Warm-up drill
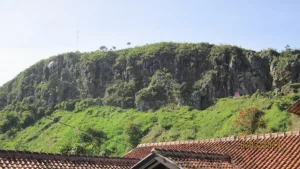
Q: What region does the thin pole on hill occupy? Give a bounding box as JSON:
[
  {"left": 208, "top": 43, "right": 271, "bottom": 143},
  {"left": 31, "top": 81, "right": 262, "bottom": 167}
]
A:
[{"left": 76, "top": 30, "right": 79, "bottom": 52}]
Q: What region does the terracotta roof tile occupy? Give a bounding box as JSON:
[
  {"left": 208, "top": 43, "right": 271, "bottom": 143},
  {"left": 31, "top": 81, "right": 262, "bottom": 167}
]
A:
[
  {"left": 132, "top": 148, "right": 238, "bottom": 169},
  {"left": 0, "top": 150, "right": 139, "bottom": 169},
  {"left": 287, "top": 99, "right": 300, "bottom": 115},
  {"left": 125, "top": 131, "right": 300, "bottom": 169},
  {"left": 152, "top": 148, "right": 231, "bottom": 161}
]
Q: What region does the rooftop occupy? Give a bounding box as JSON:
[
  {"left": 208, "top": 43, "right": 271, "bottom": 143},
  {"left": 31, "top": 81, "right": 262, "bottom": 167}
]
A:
[
  {"left": 0, "top": 130, "right": 299, "bottom": 168},
  {"left": 287, "top": 99, "right": 300, "bottom": 115},
  {"left": 132, "top": 148, "right": 238, "bottom": 169},
  {"left": 125, "top": 130, "right": 300, "bottom": 169},
  {"left": 0, "top": 150, "right": 139, "bottom": 169}
]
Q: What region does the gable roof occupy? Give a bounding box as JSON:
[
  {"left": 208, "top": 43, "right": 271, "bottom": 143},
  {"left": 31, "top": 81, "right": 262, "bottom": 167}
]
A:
[
  {"left": 124, "top": 131, "right": 300, "bottom": 169},
  {"left": 287, "top": 99, "right": 300, "bottom": 115},
  {"left": 131, "top": 148, "right": 238, "bottom": 169},
  {"left": 0, "top": 150, "right": 139, "bottom": 169}
]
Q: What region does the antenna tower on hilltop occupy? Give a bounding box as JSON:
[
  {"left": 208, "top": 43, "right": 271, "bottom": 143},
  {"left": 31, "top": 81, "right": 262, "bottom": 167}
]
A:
[{"left": 76, "top": 30, "right": 79, "bottom": 52}]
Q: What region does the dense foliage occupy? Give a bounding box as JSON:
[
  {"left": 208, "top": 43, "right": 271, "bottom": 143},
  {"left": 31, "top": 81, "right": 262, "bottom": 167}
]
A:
[
  {"left": 0, "top": 90, "right": 299, "bottom": 156},
  {"left": 123, "top": 123, "right": 143, "bottom": 150}
]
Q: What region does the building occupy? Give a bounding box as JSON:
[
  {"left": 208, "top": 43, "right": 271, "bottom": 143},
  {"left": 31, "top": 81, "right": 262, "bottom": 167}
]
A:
[
  {"left": 125, "top": 130, "right": 299, "bottom": 169},
  {"left": 131, "top": 149, "right": 238, "bottom": 169},
  {"left": 287, "top": 99, "right": 300, "bottom": 115},
  {"left": 0, "top": 150, "right": 138, "bottom": 168},
  {"left": 1, "top": 130, "right": 299, "bottom": 168}
]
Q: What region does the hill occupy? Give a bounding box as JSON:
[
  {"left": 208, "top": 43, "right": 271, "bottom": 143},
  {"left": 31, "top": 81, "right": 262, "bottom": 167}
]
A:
[{"left": 0, "top": 42, "right": 300, "bottom": 156}]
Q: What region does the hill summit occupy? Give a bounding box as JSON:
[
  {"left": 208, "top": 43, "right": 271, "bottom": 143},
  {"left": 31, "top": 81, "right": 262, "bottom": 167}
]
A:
[{"left": 1, "top": 43, "right": 299, "bottom": 112}]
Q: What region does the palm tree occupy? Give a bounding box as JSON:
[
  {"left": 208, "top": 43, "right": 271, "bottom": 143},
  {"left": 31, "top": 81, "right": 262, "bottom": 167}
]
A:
[{"left": 112, "top": 46, "right": 116, "bottom": 50}]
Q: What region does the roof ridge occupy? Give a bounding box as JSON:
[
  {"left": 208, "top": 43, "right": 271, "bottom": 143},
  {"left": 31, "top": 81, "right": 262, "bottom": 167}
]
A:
[
  {"left": 0, "top": 150, "right": 139, "bottom": 163},
  {"left": 151, "top": 148, "right": 231, "bottom": 162},
  {"left": 152, "top": 148, "right": 229, "bottom": 156},
  {"left": 137, "top": 130, "right": 300, "bottom": 147}
]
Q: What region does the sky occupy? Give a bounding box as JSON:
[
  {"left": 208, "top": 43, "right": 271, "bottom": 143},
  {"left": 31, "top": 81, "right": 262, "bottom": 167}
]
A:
[{"left": 0, "top": 0, "right": 300, "bottom": 85}]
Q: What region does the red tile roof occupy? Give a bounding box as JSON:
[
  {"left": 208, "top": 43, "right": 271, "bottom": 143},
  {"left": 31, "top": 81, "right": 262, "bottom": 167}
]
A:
[
  {"left": 132, "top": 148, "right": 239, "bottom": 169},
  {"left": 124, "top": 131, "right": 300, "bottom": 169},
  {"left": 287, "top": 99, "right": 300, "bottom": 115},
  {"left": 0, "top": 150, "right": 139, "bottom": 169}
]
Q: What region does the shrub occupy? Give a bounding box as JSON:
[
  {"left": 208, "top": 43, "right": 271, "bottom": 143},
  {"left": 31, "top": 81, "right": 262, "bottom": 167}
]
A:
[
  {"left": 59, "top": 142, "right": 73, "bottom": 154},
  {"left": 74, "top": 98, "right": 103, "bottom": 112},
  {"left": 21, "top": 111, "right": 35, "bottom": 128},
  {"left": 103, "top": 80, "right": 136, "bottom": 108},
  {"left": 0, "top": 113, "right": 20, "bottom": 133},
  {"left": 124, "top": 123, "right": 143, "bottom": 149},
  {"left": 55, "top": 99, "right": 78, "bottom": 111},
  {"left": 158, "top": 116, "right": 173, "bottom": 130},
  {"left": 78, "top": 128, "right": 107, "bottom": 155},
  {"left": 234, "top": 107, "right": 265, "bottom": 134}
]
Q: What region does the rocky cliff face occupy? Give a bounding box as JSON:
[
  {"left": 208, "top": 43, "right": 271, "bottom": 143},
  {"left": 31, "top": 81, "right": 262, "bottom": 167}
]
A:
[
  {"left": 271, "top": 54, "right": 300, "bottom": 93},
  {"left": 0, "top": 42, "right": 299, "bottom": 112}
]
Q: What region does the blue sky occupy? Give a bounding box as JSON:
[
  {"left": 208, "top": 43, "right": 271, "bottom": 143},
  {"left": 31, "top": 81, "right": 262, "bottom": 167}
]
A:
[{"left": 0, "top": 0, "right": 300, "bottom": 85}]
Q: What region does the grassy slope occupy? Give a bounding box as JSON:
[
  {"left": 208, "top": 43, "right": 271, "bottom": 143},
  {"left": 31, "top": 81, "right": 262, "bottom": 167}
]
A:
[{"left": 0, "top": 93, "right": 298, "bottom": 157}]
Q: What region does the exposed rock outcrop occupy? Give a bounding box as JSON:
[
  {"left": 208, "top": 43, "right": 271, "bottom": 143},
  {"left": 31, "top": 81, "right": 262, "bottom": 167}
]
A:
[{"left": 0, "top": 43, "right": 299, "bottom": 111}]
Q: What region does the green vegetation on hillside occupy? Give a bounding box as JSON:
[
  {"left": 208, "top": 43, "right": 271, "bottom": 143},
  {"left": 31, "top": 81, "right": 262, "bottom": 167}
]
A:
[{"left": 0, "top": 91, "right": 299, "bottom": 156}]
